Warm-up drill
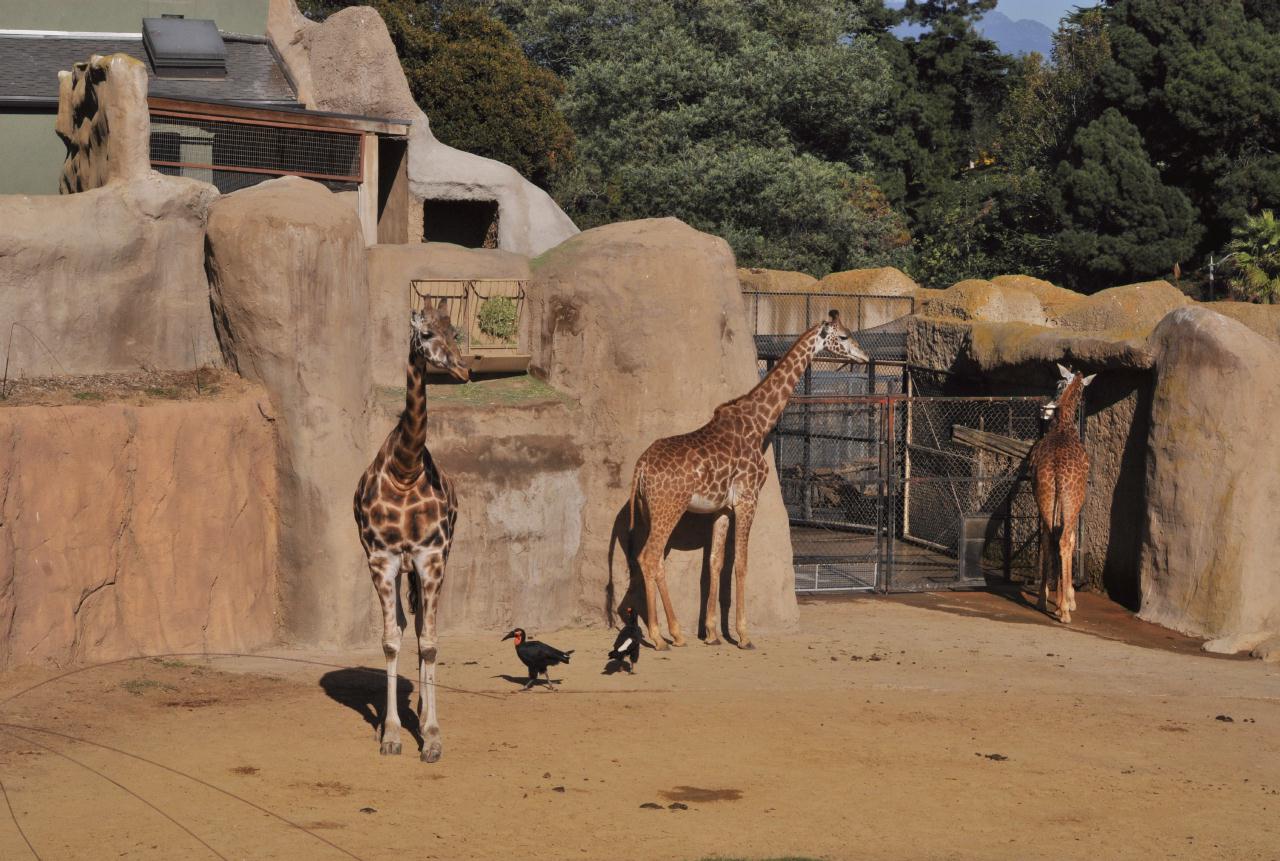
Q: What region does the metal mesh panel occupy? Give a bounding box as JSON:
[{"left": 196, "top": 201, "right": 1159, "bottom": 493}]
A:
[
  {"left": 778, "top": 394, "right": 1064, "bottom": 594},
  {"left": 149, "top": 111, "right": 362, "bottom": 192}
]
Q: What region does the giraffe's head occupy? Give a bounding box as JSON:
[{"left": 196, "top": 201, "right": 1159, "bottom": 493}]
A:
[
  {"left": 502, "top": 628, "right": 525, "bottom": 645},
  {"left": 816, "top": 310, "right": 870, "bottom": 364},
  {"left": 411, "top": 299, "right": 470, "bottom": 382},
  {"left": 1042, "top": 363, "right": 1096, "bottom": 420}
]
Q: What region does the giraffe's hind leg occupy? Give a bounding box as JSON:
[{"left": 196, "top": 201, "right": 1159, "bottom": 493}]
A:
[
  {"left": 368, "top": 551, "right": 404, "bottom": 756},
  {"left": 1058, "top": 528, "right": 1077, "bottom": 624},
  {"left": 636, "top": 502, "right": 685, "bottom": 650},
  {"left": 703, "top": 513, "right": 730, "bottom": 645},
  {"left": 731, "top": 498, "right": 758, "bottom": 650}
]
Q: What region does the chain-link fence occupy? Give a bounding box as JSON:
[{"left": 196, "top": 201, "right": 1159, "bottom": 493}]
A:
[{"left": 776, "top": 393, "right": 1071, "bottom": 594}]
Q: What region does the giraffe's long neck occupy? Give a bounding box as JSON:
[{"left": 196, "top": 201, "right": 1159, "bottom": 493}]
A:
[
  {"left": 745, "top": 323, "right": 823, "bottom": 439},
  {"left": 1050, "top": 377, "right": 1084, "bottom": 435},
  {"left": 387, "top": 355, "right": 430, "bottom": 481}
]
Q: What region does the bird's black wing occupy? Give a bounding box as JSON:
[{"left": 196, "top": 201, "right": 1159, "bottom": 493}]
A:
[{"left": 525, "top": 640, "right": 572, "bottom": 667}]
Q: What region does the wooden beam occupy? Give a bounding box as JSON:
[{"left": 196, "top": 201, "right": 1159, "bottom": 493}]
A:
[{"left": 951, "top": 424, "right": 1033, "bottom": 460}]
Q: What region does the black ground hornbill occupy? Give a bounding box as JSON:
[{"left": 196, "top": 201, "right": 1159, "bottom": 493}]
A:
[
  {"left": 502, "top": 628, "right": 573, "bottom": 691},
  {"left": 608, "top": 606, "right": 643, "bottom": 672}
]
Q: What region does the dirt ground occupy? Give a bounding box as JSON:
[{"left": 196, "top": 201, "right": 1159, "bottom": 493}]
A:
[{"left": 1, "top": 593, "right": 1277, "bottom": 861}]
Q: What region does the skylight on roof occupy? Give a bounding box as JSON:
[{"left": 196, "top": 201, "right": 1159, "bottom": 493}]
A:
[{"left": 142, "top": 17, "right": 226, "bottom": 78}]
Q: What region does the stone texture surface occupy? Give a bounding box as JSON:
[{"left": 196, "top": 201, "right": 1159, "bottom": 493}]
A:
[
  {"left": 737, "top": 267, "right": 818, "bottom": 293},
  {"left": 56, "top": 53, "right": 150, "bottom": 193},
  {"left": 1139, "top": 307, "right": 1280, "bottom": 654},
  {"left": 528, "top": 218, "right": 799, "bottom": 633},
  {"left": 368, "top": 391, "right": 588, "bottom": 633},
  {"left": 268, "top": 0, "right": 577, "bottom": 255},
  {"left": 818, "top": 267, "right": 919, "bottom": 297},
  {"left": 0, "top": 173, "right": 221, "bottom": 377},
  {"left": 367, "top": 243, "right": 530, "bottom": 388},
  {"left": 0, "top": 386, "right": 278, "bottom": 668},
  {"left": 205, "top": 176, "right": 374, "bottom": 647}
]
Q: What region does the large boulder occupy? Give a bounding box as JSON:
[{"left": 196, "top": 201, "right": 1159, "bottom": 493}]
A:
[
  {"left": 367, "top": 243, "right": 530, "bottom": 388},
  {"left": 920, "top": 278, "right": 1049, "bottom": 325},
  {"left": 1139, "top": 307, "right": 1280, "bottom": 660},
  {"left": 55, "top": 52, "right": 151, "bottom": 192},
  {"left": 205, "top": 176, "right": 374, "bottom": 647},
  {"left": 0, "top": 174, "right": 220, "bottom": 377},
  {"left": 0, "top": 385, "right": 277, "bottom": 668},
  {"left": 737, "top": 267, "right": 818, "bottom": 293},
  {"left": 267, "top": 0, "right": 577, "bottom": 256},
  {"left": 818, "top": 267, "right": 918, "bottom": 297},
  {"left": 528, "top": 218, "right": 799, "bottom": 633}
]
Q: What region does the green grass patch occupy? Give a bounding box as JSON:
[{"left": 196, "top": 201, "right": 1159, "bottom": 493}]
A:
[
  {"left": 144, "top": 386, "right": 181, "bottom": 400},
  {"left": 120, "top": 678, "right": 178, "bottom": 695},
  {"left": 379, "top": 374, "right": 571, "bottom": 411},
  {"left": 72, "top": 391, "right": 104, "bottom": 401}
]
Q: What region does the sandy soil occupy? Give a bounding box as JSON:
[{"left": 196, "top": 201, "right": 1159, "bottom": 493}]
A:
[{"left": 1, "top": 593, "right": 1277, "bottom": 861}]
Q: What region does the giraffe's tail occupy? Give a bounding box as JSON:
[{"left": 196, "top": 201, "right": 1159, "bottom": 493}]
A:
[
  {"left": 628, "top": 458, "right": 644, "bottom": 531},
  {"left": 1051, "top": 474, "right": 1065, "bottom": 534},
  {"left": 406, "top": 559, "right": 421, "bottom": 616}
]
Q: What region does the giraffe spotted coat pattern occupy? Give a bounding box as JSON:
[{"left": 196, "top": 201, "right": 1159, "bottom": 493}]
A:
[
  {"left": 1027, "top": 363, "right": 1094, "bottom": 624},
  {"left": 354, "top": 300, "right": 469, "bottom": 762},
  {"left": 627, "top": 311, "right": 869, "bottom": 650}
]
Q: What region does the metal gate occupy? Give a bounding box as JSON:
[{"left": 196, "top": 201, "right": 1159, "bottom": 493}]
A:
[{"left": 777, "top": 393, "right": 1054, "bottom": 593}]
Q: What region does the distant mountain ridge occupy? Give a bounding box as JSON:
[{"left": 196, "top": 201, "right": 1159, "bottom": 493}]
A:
[
  {"left": 976, "top": 10, "right": 1054, "bottom": 58},
  {"left": 891, "top": 8, "right": 1055, "bottom": 59}
]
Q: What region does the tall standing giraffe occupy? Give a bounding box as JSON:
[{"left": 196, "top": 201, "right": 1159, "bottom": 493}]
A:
[
  {"left": 627, "top": 310, "right": 869, "bottom": 650},
  {"left": 354, "top": 299, "right": 469, "bottom": 762},
  {"left": 1028, "top": 363, "right": 1094, "bottom": 624}
]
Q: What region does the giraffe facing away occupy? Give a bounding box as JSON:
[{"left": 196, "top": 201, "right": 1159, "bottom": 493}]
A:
[
  {"left": 354, "top": 299, "right": 469, "bottom": 762},
  {"left": 627, "top": 310, "right": 869, "bottom": 650},
  {"left": 1028, "top": 363, "right": 1094, "bottom": 624}
]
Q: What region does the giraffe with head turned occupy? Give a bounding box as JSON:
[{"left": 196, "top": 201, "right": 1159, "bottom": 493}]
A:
[
  {"left": 1028, "top": 363, "right": 1094, "bottom": 624},
  {"left": 627, "top": 310, "right": 869, "bottom": 650},
  {"left": 354, "top": 299, "right": 469, "bottom": 762}
]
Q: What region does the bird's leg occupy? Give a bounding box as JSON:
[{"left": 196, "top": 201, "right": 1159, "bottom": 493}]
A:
[
  {"left": 544, "top": 670, "right": 557, "bottom": 691},
  {"left": 369, "top": 552, "right": 403, "bottom": 756}
]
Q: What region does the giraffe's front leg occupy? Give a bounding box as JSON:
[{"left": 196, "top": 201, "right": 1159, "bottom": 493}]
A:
[
  {"left": 703, "top": 513, "right": 730, "bottom": 645},
  {"left": 369, "top": 552, "right": 404, "bottom": 756},
  {"left": 412, "top": 550, "right": 445, "bottom": 762},
  {"left": 731, "top": 499, "right": 758, "bottom": 650}
]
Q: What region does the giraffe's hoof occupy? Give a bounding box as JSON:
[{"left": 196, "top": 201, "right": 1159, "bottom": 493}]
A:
[
  {"left": 704, "top": 636, "right": 722, "bottom": 646},
  {"left": 671, "top": 637, "right": 687, "bottom": 648},
  {"left": 420, "top": 742, "right": 443, "bottom": 763},
  {"left": 379, "top": 740, "right": 402, "bottom": 756},
  {"left": 737, "top": 640, "right": 755, "bottom": 650},
  {"left": 652, "top": 639, "right": 670, "bottom": 651}
]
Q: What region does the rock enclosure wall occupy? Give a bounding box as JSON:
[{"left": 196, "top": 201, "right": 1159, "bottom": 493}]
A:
[
  {"left": 0, "top": 174, "right": 222, "bottom": 378},
  {"left": 206, "top": 176, "right": 374, "bottom": 647},
  {"left": 0, "top": 387, "right": 278, "bottom": 668}
]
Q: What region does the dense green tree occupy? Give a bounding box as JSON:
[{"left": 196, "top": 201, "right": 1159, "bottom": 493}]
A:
[
  {"left": 866, "top": 0, "right": 1012, "bottom": 211},
  {"left": 1050, "top": 109, "right": 1200, "bottom": 290},
  {"left": 298, "top": 0, "right": 574, "bottom": 187},
  {"left": 498, "top": 0, "right": 910, "bottom": 275},
  {"left": 1096, "top": 0, "right": 1280, "bottom": 254},
  {"left": 1227, "top": 209, "right": 1280, "bottom": 304}
]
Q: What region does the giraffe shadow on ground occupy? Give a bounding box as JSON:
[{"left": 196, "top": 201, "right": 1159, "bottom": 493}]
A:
[
  {"left": 606, "top": 503, "right": 739, "bottom": 646},
  {"left": 318, "top": 669, "right": 423, "bottom": 749}
]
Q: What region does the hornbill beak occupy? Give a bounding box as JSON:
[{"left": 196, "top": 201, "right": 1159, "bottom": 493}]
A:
[{"left": 501, "top": 631, "right": 515, "bottom": 641}]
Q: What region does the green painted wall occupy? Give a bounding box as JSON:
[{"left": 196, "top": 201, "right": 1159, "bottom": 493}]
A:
[
  {"left": 0, "top": 112, "right": 64, "bottom": 195},
  {"left": 0, "top": 0, "right": 268, "bottom": 35}
]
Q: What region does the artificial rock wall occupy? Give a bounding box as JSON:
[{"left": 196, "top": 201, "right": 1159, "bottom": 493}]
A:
[
  {"left": 55, "top": 52, "right": 151, "bottom": 193},
  {"left": 0, "top": 387, "right": 278, "bottom": 668}
]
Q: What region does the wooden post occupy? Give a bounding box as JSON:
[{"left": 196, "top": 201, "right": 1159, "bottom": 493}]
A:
[{"left": 357, "top": 132, "right": 378, "bottom": 246}]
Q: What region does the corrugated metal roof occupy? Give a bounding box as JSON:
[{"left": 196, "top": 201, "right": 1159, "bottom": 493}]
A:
[{"left": 0, "top": 32, "right": 297, "bottom": 105}]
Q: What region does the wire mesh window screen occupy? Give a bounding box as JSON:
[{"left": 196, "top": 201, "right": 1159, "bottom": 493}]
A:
[
  {"left": 409, "top": 279, "right": 528, "bottom": 355},
  {"left": 149, "top": 112, "right": 362, "bottom": 193}
]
